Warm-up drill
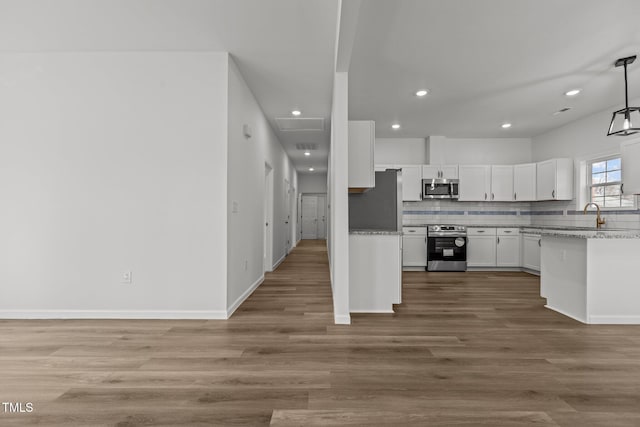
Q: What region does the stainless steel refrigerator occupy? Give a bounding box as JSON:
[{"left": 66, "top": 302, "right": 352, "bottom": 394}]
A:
[{"left": 349, "top": 169, "right": 403, "bottom": 231}]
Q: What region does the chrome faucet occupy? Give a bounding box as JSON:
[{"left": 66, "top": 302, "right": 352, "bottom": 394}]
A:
[{"left": 583, "top": 203, "right": 606, "bottom": 229}]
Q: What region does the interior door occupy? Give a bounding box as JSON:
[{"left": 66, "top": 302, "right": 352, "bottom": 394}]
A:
[
  {"left": 284, "top": 179, "right": 291, "bottom": 254},
  {"left": 316, "top": 195, "right": 327, "bottom": 239},
  {"left": 264, "top": 163, "right": 273, "bottom": 272},
  {"left": 301, "top": 196, "right": 318, "bottom": 239}
]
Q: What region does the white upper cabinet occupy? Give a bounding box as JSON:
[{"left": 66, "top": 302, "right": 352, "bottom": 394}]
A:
[
  {"left": 621, "top": 139, "right": 640, "bottom": 195},
  {"left": 348, "top": 120, "right": 375, "bottom": 189},
  {"left": 440, "top": 165, "right": 459, "bottom": 179},
  {"left": 422, "top": 164, "right": 458, "bottom": 180},
  {"left": 490, "top": 165, "right": 514, "bottom": 201},
  {"left": 397, "top": 165, "right": 423, "bottom": 201},
  {"left": 458, "top": 165, "right": 491, "bottom": 201},
  {"left": 536, "top": 158, "right": 573, "bottom": 200},
  {"left": 513, "top": 163, "right": 537, "bottom": 201}
]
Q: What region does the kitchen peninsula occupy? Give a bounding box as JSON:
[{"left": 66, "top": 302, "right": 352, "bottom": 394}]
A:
[{"left": 540, "top": 229, "right": 640, "bottom": 324}]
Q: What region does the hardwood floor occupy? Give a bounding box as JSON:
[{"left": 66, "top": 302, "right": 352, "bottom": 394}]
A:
[{"left": 2, "top": 239, "right": 640, "bottom": 426}]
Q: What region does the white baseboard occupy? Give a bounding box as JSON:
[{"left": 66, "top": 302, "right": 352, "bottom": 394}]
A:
[
  {"left": 544, "top": 304, "right": 586, "bottom": 324},
  {"left": 0, "top": 310, "right": 227, "bottom": 320},
  {"left": 272, "top": 253, "right": 286, "bottom": 270},
  {"left": 334, "top": 314, "right": 351, "bottom": 324},
  {"left": 521, "top": 267, "right": 541, "bottom": 276},
  {"left": 588, "top": 315, "right": 640, "bottom": 324},
  {"left": 226, "top": 275, "right": 264, "bottom": 318}
]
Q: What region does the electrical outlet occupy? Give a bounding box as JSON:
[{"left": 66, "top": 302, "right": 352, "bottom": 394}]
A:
[{"left": 121, "top": 271, "right": 133, "bottom": 284}]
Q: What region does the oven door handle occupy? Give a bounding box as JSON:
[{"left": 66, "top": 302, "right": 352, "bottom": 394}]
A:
[{"left": 429, "top": 232, "right": 467, "bottom": 237}]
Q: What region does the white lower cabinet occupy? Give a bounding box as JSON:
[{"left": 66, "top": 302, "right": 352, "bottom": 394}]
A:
[
  {"left": 522, "top": 233, "right": 542, "bottom": 271},
  {"left": 350, "top": 234, "right": 402, "bottom": 311},
  {"left": 402, "top": 227, "right": 427, "bottom": 267},
  {"left": 467, "top": 228, "right": 497, "bottom": 267},
  {"left": 468, "top": 227, "right": 521, "bottom": 268},
  {"left": 496, "top": 228, "right": 521, "bottom": 267}
]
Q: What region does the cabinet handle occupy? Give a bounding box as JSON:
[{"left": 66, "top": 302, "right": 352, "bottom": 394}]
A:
[
  {"left": 504, "top": 230, "right": 512, "bottom": 233},
  {"left": 484, "top": 193, "right": 487, "bottom": 200},
  {"left": 621, "top": 183, "right": 624, "bottom": 194},
  {"left": 552, "top": 190, "right": 556, "bottom": 198},
  {"left": 477, "top": 230, "right": 485, "bottom": 233},
  {"left": 514, "top": 192, "right": 517, "bottom": 200},
  {"left": 497, "top": 237, "right": 500, "bottom": 244},
  {"left": 538, "top": 239, "right": 541, "bottom": 247},
  {"left": 408, "top": 230, "right": 415, "bottom": 232},
  {"left": 491, "top": 193, "right": 495, "bottom": 200}
]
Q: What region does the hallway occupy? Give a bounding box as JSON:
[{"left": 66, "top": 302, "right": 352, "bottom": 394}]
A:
[{"left": 2, "top": 241, "right": 640, "bottom": 425}]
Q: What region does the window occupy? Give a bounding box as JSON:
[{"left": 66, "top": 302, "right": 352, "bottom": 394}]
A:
[{"left": 589, "top": 156, "right": 634, "bottom": 208}]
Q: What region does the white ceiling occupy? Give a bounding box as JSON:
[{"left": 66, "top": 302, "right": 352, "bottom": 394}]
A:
[
  {"left": 348, "top": 0, "right": 640, "bottom": 139},
  {"left": 4, "top": 1, "right": 639, "bottom": 173},
  {"left": 0, "top": 0, "right": 338, "bottom": 173}
]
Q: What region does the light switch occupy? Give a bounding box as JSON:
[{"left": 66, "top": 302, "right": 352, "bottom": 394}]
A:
[{"left": 232, "top": 201, "right": 239, "bottom": 213}]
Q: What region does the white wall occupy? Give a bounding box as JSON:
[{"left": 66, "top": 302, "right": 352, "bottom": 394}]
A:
[
  {"left": 532, "top": 97, "right": 640, "bottom": 161},
  {"left": 328, "top": 71, "right": 350, "bottom": 325},
  {"left": 226, "top": 57, "right": 298, "bottom": 313},
  {"left": 375, "top": 138, "right": 427, "bottom": 165},
  {"left": 530, "top": 97, "right": 640, "bottom": 230},
  {"left": 0, "top": 52, "right": 229, "bottom": 317},
  {"left": 299, "top": 173, "right": 328, "bottom": 193},
  {"left": 430, "top": 136, "right": 532, "bottom": 165},
  {"left": 375, "top": 136, "right": 532, "bottom": 165}
]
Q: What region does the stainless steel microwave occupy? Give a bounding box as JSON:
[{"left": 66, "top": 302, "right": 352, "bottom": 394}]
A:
[{"left": 422, "top": 178, "right": 459, "bottom": 199}]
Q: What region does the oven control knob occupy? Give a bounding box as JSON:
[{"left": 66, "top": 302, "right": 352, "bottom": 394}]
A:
[
  {"left": 455, "top": 237, "right": 466, "bottom": 247},
  {"left": 433, "top": 226, "right": 440, "bottom": 231}
]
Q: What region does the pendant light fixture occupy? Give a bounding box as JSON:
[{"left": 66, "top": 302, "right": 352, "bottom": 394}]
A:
[{"left": 607, "top": 55, "right": 640, "bottom": 136}]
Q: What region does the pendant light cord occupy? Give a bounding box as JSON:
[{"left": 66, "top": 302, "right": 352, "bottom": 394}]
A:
[{"left": 624, "top": 60, "right": 630, "bottom": 112}]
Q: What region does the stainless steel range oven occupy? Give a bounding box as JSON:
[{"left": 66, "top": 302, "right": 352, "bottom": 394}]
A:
[{"left": 427, "top": 225, "right": 467, "bottom": 271}]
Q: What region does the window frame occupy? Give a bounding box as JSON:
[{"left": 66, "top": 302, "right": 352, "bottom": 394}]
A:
[{"left": 587, "top": 155, "right": 637, "bottom": 210}]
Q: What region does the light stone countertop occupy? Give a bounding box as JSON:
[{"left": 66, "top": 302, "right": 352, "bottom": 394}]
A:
[
  {"left": 402, "top": 224, "right": 640, "bottom": 239},
  {"left": 539, "top": 229, "right": 640, "bottom": 239},
  {"left": 349, "top": 230, "right": 403, "bottom": 236}
]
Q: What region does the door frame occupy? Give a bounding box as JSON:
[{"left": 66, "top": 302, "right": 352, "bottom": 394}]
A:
[
  {"left": 300, "top": 193, "right": 328, "bottom": 240},
  {"left": 264, "top": 162, "right": 274, "bottom": 272}
]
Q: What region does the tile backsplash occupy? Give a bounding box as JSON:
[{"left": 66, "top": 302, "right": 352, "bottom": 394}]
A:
[
  {"left": 403, "top": 199, "right": 640, "bottom": 229},
  {"left": 403, "top": 200, "right": 531, "bottom": 226},
  {"left": 529, "top": 200, "right": 640, "bottom": 230}
]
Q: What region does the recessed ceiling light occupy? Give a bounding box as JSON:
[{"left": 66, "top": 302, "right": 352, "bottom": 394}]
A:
[
  {"left": 292, "top": 110, "right": 301, "bottom": 116},
  {"left": 501, "top": 123, "right": 512, "bottom": 129},
  {"left": 391, "top": 123, "right": 401, "bottom": 130},
  {"left": 415, "top": 89, "right": 428, "bottom": 97},
  {"left": 308, "top": 167, "right": 314, "bottom": 172},
  {"left": 304, "top": 151, "right": 311, "bottom": 156},
  {"left": 565, "top": 89, "right": 581, "bottom": 97}
]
